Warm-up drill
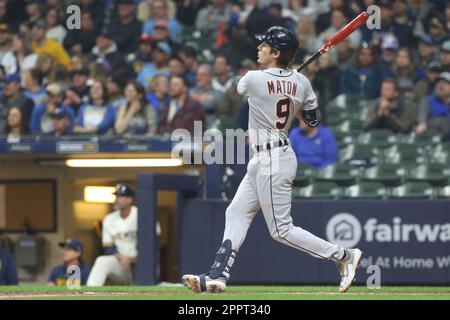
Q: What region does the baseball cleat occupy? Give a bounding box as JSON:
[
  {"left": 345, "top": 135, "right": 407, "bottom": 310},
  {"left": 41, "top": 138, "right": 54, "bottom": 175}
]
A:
[
  {"left": 182, "top": 274, "right": 226, "bottom": 293},
  {"left": 336, "top": 248, "right": 363, "bottom": 293}
]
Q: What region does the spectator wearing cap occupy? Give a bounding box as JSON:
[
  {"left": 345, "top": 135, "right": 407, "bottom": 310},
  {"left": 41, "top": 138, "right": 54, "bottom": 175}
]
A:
[
  {"left": 137, "top": 41, "right": 171, "bottom": 90},
  {"left": 115, "top": 81, "right": 157, "bottom": 136},
  {"left": 190, "top": 64, "right": 222, "bottom": 126},
  {"left": 23, "top": 68, "right": 46, "bottom": 106},
  {"left": 0, "top": 247, "right": 18, "bottom": 285},
  {"left": 30, "top": 83, "right": 74, "bottom": 134},
  {"left": 88, "top": 30, "right": 126, "bottom": 78},
  {"left": 107, "top": 0, "right": 143, "bottom": 55},
  {"left": 414, "top": 61, "right": 443, "bottom": 105},
  {"left": 142, "top": 0, "right": 182, "bottom": 44},
  {"left": 416, "top": 35, "right": 439, "bottom": 71},
  {"left": 0, "top": 23, "right": 12, "bottom": 63},
  {"left": 31, "top": 19, "right": 71, "bottom": 70},
  {"left": 212, "top": 54, "right": 234, "bottom": 93},
  {"left": 158, "top": 75, "right": 206, "bottom": 135},
  {"left": 74, "top": 80, "right": 115, "bottom": 135},
  {"left": 63, "top": 10, "right": 99, "bottom": 55},
  {"left": 87, "top": 184, "right": 138, "bottom": 286},
  {"left": 65, "top": 68, "right": 90, "bottom": 113},
  {"left": 441, "top": 40, "right": 450, "bottom": 72},
  {"left": 50, "top": 106, "right": 73, "bottom": 137},
  {"left": 427, "top": 17, "right": 447, "bottom": 45},
  {"left": 340, "top": 44, "right": 384, "bottom": 100},
  {"left": 380, "top": 34, "right": 399, "bottom": 78},
  {"left": 1, "top": 33, "right": 37, "bottom": 76},
  {"left": 0, "top": 73, "right": 34, "bottom": 134},
  {"left": 363, "top": 78, "right": 415, "bottom": 134},
  {"left": 47, "top": 239, "right": 91, "bottom": 286},
  {"left": 391, "top": 0, "right": 414, "bottom": 47},
  {"left": 4, "top": 106, "right": 30, "bottom": 143},
  {"left": 415, "top": 72, "right": 450, "bottom": 137},
  {"left": 126, "top": 33, "right": 154, "bottom": 75}
]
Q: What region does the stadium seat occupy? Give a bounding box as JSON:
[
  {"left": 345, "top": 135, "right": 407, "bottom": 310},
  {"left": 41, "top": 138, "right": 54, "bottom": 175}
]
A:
[
  {"left": 342, "top": 181, "right": 388, "bottom": 199},
  {"left": 436, "top": 186, "right": 450, "bottom": 198},
  {"left": 389, "top": 182, "right": 435, "bottom": 199},
  {"left": 361, "top": 164, "right": 407, "bottom": 187},
  {"left": 339, "top": 143, "right": 379, "bottom": 164},
  {"left": 356, "top": 130, "right": 396, "bottom": 148},
  {"left": 292, "top": 181, "right": 343, "bottom": 199},
  {"left": 334, "top": 131, "right": 353, "bottom": 148},
  {"left": 332, "top": 119, "right": 364, "bottom": 134},
  {"left": 293, "top": 163, "right": 318, "bottom": 187},
  {"left": 315, "top": 163, "right": 360, "bottom": 186},
  {"left": 382, "top": 144, "right": 427, "bottom": 165},
  {"left": 406, "top": 164, "right": 450, "bottom": 187},
  {"left": 396, "top": 132, "right": 441, "bottom": 148}
]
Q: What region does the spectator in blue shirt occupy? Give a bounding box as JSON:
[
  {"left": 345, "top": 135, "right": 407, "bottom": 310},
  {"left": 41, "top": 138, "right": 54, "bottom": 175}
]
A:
[
  {"left": 47, "top": 239, "right": 91, "bottom": 286},
  {"left": 142, "top": 0, "right": 182, "bottom": 44},
  {"left": 29, "top": 83, "right": 75, "bottom": 134},
  {"left": 289, "top": 114, "right": 338, "bottom": 169},
  {"left": 0, "top": 248, "right": 19, "bottom": 285},
  {"left": 74, "top": 80, "right": 115, "bottom": 134}
]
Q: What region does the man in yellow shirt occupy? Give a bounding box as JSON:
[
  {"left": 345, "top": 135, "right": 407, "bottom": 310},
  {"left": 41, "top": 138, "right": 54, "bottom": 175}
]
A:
[{"left": 31, "top": 19, "right": 71, "bottom": 70}]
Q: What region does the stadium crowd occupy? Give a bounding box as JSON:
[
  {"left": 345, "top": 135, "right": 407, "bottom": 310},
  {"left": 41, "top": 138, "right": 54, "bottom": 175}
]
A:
[{"left": 0, "top": 0, "right": 448, "bottom": 164}]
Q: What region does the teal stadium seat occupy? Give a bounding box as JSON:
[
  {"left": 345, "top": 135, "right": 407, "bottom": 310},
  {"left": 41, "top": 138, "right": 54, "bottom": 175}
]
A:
[
  {"left": 293, "top": 163, "right": 318, "bottom": 187},
  {"left": 406, "top": 164, "right": 450, "bottom": 187},
  {"left": 361, "top": 164, "right": 407, "bottom": 187},
  {"left": 292, "top": 181, "right": 343, "bottom": 199},
  {"left": 316, "top": 163, "right": 360, "bottom": 186},
  {"left": 342, "top": 181, "right": 388, "bottom": 199},
  {"left": 389, "top": 182, "right": 435, "bottom": 199}
]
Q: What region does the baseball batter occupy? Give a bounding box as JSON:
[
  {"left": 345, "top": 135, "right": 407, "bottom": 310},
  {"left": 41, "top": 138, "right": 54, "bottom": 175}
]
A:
[
  {"left": 183, "top": 26, "right": 362, "bottom": 293},
  {"left": 87, "top": 184, "right": 137, "bottom": 286}
]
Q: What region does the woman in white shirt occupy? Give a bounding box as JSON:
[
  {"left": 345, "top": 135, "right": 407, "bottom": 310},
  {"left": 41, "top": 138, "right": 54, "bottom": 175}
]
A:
[{"left": 1, "top": 33, "right": 37, "bottom": 76}]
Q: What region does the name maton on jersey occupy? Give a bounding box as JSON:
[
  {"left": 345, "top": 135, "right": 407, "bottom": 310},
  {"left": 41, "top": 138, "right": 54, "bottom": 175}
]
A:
[{"left": 267, "top": 80, "right": 297, "bottom": 96}]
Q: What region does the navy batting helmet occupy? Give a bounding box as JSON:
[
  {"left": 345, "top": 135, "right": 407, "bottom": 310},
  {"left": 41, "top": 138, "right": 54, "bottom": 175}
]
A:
[{"left": 255, "top": 26, "right": 299, "bottom": 61}]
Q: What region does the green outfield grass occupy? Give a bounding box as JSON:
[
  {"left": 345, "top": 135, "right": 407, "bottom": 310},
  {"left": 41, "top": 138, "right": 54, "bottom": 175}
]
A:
[{"left": 0, "top": 285, "right": 449, "bottom": 300}]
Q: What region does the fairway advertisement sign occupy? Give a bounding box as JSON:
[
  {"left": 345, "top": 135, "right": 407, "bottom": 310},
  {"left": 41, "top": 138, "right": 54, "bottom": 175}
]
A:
[{"left": 179, "top": 199, "right": 450, "bottom": 285}]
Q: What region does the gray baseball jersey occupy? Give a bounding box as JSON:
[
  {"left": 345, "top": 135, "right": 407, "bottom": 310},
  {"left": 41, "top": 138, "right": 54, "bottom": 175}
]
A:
[
  {"left": 237, "top": 67, "right": 318, "bottom": 145},
  {"left": 222, "top": 67, "right": 345, "bottom": 263}
]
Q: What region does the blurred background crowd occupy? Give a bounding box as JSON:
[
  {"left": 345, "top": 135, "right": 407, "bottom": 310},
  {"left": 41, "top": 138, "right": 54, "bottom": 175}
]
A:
[{"left": 0, "top": 0, "right": 448, "bottom": 153}]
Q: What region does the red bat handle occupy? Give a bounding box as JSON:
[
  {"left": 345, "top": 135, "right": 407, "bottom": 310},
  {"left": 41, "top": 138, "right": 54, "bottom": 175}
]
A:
[{"left": 319, "top": 12, "right": 369, "bottom": 54}]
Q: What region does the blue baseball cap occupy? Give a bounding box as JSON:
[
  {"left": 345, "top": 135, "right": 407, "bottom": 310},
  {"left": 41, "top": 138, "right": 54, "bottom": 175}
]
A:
[
  {"left": 114, "top": 183, "right": 135, "bottom": 197},
  {"left": 4, "top": 73, "right": 21, "bottom": 84},
  {"left": 50, "top": 106, "right": 70, "bottom": 119},
  {"left": 59, "top": 238, "right": 84, "bottom": 253}
]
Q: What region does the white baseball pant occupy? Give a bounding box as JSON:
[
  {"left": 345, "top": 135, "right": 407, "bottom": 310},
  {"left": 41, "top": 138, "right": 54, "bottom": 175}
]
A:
[
  {"left": 86, "top": 255, "right": 133, "bottom": 286},
  {"left": 223, "top": 145, "right": 345, "bottom": 260}
]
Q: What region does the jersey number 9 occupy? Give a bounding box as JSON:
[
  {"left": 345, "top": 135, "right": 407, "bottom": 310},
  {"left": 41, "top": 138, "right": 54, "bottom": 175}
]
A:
[{"left": 276, "top": 98, "right": 291, "bottom": 130}]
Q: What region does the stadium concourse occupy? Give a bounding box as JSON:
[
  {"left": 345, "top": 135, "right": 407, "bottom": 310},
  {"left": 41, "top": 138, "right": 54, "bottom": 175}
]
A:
[{"left": 0, "top": 0, "right": 449, "bottom": 298}]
